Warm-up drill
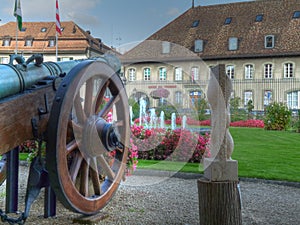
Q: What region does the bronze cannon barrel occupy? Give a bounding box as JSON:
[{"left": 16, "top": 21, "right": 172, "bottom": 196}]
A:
[{"left": 0, "top": 55, "right": 81, "bottom": 100}]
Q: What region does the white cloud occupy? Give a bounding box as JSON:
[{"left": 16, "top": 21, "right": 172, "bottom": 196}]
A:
[{"left": 166, "top": 7, "right": 180, "bottom": 17}]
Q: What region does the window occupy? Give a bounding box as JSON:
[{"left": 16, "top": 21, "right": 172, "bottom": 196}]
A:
[
  {"left": 265, "top": 35, "right": 275, "bottom": 48},
  {"left": 224, "top": 17, "right": 232, "bottom": 25},
  {"left": 255, "top": 14, "right": 263, "bottom": 22},
  {"left": 244, "top": 90, "right": 253, "bottom": 106},
  {"left": 48, "top": 39, "right": 55, "bottom": 47},
  {"left": 159, "top": 67, "right": 167, "bottom": 81},
  {"left": 191, "top": 67, "right": 200, "bottom": 81},
  {"left": 284, "top": 63, "right": 294, "bottom": 78},
  {"left": 2, "top": 38, "right": 11, "bottom": 46},
  {"left": 128, "top": 68, "right": 136, "bottom": 81},
  {"left": 264, "top": 64, "right": 273, "bottom": 78},
  {"left": 143, "top": 68, "right": 151, "bottom": 81},
  {"left": 0, "top": 57, "right": 9, "bottom": 64},
  {"left": 57, "top": 57, "right": 74, "bottom": 61},
  {"left": 25, "top": 38, "right": 33, "bottom": 46},
  {"left": 41, "top": 27, "right": 47, "bottom": 32},
  {"left": 287, "top": 91, "right": 299, "bottom": 109},
  {"left": 162, "top": 41, "right": 170, "bottom": 54},
  {"left": 228, "top": 37, "right": 238, "bottom": 51},
  {"left": 226, "top": 65, "right": 235, "bottom": 79},
  {"left": 293, "top": 11, "right": 300, "bottom": 19},
  {"left": 192, "top": 20, "right": 199, "bottom": 27},
  {"left": 264, "top": 90, "right": 272, "bottom": 106},
  {"left": 245, "top": 64, "right": 254, "bottom": 79},
  {"left": 175, "top": 91, "right": 183, "bottom": 105},
  {"left": 194, "top": 39, "right": 203, "bottom": 52},
  {"left": 175, "top": 67, "right": 183, "bottom": 81}
]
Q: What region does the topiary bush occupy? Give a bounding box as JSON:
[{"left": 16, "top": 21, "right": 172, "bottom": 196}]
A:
[{"left": 264, "top": 102, "right": 291, "bottom": 131}]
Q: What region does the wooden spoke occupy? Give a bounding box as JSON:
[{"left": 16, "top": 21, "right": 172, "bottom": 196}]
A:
[
  {"left": 66, "top": 140, "right": 79, "bottom": 154},
  {"left": 69, "top": 152, "right": 83, "bottom": 183},
  {"left": 84, "top": 78, "right": 94, "bottom": 117},
  {"left": 97, "top": 155, "right": 115, "bottom": 181},
  {"left": 98, "top": 95, "right": 120, "bottom": 118},
  {"left": 95, "top": 80, "right": 110, "bottom": 113},
  {"left": 79, "top": 159, "right": 90, "bottom": 197},
  {"left": 74, "top": 94, "right": 86, "bottom": 124},
  {"left": 90, "top": 158, "right": 101, "bottom": 196}
]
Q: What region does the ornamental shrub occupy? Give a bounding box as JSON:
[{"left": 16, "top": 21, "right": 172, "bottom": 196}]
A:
[
  {"left": 131, "top": 126, "right": 210, "bottom": 163},
  {"left": 264, "top": 102, "right": 291, "bottom": 131}
]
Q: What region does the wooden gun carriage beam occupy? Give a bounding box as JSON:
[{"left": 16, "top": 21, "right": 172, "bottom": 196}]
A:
[{"left": 0, "top": 53, "right": 130, "bottom": 222}]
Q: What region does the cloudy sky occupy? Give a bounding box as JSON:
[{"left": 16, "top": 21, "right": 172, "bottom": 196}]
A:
[{"left": 1, "top": 0, "right": 250, "bottom": 50}]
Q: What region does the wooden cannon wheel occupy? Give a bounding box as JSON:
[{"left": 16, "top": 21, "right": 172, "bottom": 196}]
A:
[{"left": 46, "top": 60, "right": 129, "bottom": 215}]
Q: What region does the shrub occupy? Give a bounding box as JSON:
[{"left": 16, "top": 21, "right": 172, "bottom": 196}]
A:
[{"left": 264, "top": 102, "right": 291, "bottom": 131}]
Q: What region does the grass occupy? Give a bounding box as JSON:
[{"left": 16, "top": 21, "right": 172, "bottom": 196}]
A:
[
  {"left": 15, "top": 128, "right": 300, "bottom": 182},
  {"left": 138, "top": 127, "right": 300, "bottom": 182}
]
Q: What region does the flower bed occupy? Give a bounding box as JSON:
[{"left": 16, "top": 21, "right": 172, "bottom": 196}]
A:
[{"left": 130, "top": 125, "right": 210, "bottom": 163}]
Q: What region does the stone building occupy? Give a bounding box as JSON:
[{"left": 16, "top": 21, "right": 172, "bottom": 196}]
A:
[
  {"left": 121, "top": 0, "right": 300, "bottom": 112},
  {"left": 0, "top": 21, "right": 111, "bottom": 63}
]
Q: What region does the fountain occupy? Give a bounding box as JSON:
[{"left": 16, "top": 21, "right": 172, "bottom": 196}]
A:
[
  {"left": 139, "top": 96, "right": 148, "bottom": 127},
  {"left": 171, "top": 113, "right": 176, "bottom": 130},
  {"left": 149, "top": 108, "right": 157, "bottom": 128},
  {"left": 182, "top": 115, "right": 187, "bottom": 129},
  {"left": 160, "top": 111, "right": 165, "bottom": 129}
]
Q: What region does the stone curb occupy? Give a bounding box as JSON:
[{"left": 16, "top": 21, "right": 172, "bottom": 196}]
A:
[{"left": 133, "top": 169, "right": 300, "bottom": 188}]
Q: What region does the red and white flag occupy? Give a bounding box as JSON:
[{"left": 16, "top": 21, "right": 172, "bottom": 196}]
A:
[{"left": 56, "top": 0, "right": 62, "bottom": 35}]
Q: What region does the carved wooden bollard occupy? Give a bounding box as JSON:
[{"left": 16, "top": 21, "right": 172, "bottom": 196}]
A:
[{"left": 198, "top": 65, "right": 242, "bottom": 225}]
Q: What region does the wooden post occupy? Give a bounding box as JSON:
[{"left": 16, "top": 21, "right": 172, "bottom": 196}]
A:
[{"left": 198, "top": 65, "right": 242, "bottom": 225}]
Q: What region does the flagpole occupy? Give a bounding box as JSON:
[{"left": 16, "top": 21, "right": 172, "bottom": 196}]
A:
[
  {"left": 56, "top": 31, "right": 58, "bottom": 61},
  {"left": 15, "top": 17, "right": 18, "bottom": 54}
]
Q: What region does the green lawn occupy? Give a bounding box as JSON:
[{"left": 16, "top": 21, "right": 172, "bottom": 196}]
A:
[{"left": 138, "top": 127, "right": 300, "bottom": 182}]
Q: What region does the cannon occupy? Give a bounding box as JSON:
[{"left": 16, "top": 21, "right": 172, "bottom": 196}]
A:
[{"left": 0, "top": 53, "right": 130, "bottom": 223}]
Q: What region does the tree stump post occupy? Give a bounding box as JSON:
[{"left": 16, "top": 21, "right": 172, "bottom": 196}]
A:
[{"left": 198, "top": 65, "right": 242, "bottom": 225}]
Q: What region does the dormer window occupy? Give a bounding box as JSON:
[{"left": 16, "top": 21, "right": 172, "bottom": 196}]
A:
[
  {"left": 255, "top": 14, "right": 263, "bottom": 22},
  {"left": 224, "top": 17, "right": 232, "bottom": 25},
  {"left": 48, "top": 39, "right": 55, "bottom": 47},
  {"left": 25, "top": 37, "right": 33, "bottom": 47},
  {"left": 194, "top": 39, "right": 203, "bottom": 52},
  {"left": 228, "top": 37, "right": 238, "bottom": 51},
  {"left": 192, "top": 20, "right": 199, "bottom": 27},
  {"left": 162, "top": 41, "right": 171, "bottom": 54},
  {"left": 2, "top": 37, "right": 11, "bottom": 46},
  {"left": 293, "top": 11, "right": 300, "bottom": 19},
  {"left": 265, "top": 35, "right": 275, "bottom": 48}
]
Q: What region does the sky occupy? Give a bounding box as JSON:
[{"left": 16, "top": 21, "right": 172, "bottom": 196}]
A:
[{"left": 0, "top": 0, "right": 251, "bottom": 51}]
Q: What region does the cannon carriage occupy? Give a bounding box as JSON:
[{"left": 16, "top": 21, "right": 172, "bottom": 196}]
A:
[{"left": 0, "top": 53, "right": 130, "bottom": 223}]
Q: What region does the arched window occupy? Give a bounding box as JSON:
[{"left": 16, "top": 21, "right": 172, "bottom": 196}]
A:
[
  {"left": 174, "top": 67, "right": 182, "bottom": 81},
  {"left": 284, "top": 63, "right": 294, "bottom": 78},
  {"left": 175, "top": 91, "right": 182, "bottom": 105},
  {"left": 244, "top": 64, "right": 254, "bottom": 79},
  {"left": 128, "top": 68, "right": 136, "bottom": 81},
  {"left": 159, "top": 67, "right": 167, "bottom": 81},
  {"left": 264, "top": 64, "right": 273, "bottom": 78},
  {"left": 191, "top": 67, "right": 200, "bottom": 81},
  {"left": 143, "top": 68, "right": 151, "bottom": 81},
  {"left": 226, "top": 65, "right": 235, "bottom": 79}
]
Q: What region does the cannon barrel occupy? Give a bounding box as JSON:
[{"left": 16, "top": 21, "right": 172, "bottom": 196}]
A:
[{"left": 0, "top": 54, "right": 120, "bottom": 100}]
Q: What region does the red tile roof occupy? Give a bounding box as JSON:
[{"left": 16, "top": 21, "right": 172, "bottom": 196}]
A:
[
  {"left": 0, "top": 21, "right": 110, "bottom": 54},
  {"left": 123, "top": 0, "right": 300, "bottom": 62}
]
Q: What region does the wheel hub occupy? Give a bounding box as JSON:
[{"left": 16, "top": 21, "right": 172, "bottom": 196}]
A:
[{"left": 81, "top": 116, "right": 121, "bottom": 158}]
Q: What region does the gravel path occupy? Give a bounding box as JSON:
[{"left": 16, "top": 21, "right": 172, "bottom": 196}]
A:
[{"left": 0, "top": 166, "right": 299, "bottom": 225}]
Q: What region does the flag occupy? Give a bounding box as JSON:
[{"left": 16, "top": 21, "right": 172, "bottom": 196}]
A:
[
  {"left": 56, "top": 0, "right": 62, "bottom": 35},
  {"left": 13, "top": 0, "right": 22, "bottom": 31}
]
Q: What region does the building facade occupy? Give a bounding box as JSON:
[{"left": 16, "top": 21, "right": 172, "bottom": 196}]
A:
[
  {"left": 0, "top": 21, "right": 111, "bottom": 63},
  {"left": 121, "top": 0, "right": 300, "bottom": 112}
]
